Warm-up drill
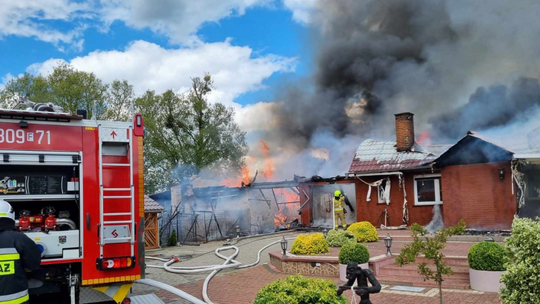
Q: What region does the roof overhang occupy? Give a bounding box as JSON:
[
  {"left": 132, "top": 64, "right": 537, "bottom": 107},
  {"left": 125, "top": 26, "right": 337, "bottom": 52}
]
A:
[{"left": 514, "top": 154, "right": 540, "bottom": 164}]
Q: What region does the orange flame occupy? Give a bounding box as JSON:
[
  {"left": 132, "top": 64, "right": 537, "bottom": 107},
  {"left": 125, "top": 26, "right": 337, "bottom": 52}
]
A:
[
  {"left": 222, "top": 156, "right": 254, "bottom": 187},
  {"left": 259, "top": 140, "right": 275, "bottom": 179},
  {"left": 274, "top": 212, "right": 288, "bottom": 226},
  {"left": 273, "top": 188, "right": 300, "bottom": 227},
  {"left": 418, "top": 131, "right": 432, "bottom": 146},
  {"left": 221, "top": 140, "right": 277, "bottom": 186}
]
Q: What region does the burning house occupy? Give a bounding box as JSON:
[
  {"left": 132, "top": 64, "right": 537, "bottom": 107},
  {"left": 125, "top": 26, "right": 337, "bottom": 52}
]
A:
[
  {"left": 298, "top": 112, "right": 540, "bottom": 231},
  {"left": 299, "top": 113, "right": 449, "bottom": 229}
]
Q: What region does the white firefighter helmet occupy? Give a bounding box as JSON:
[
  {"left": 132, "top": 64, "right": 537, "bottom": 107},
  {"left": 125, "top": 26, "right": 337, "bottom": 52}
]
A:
[{"left": 0, "top": 199, "right": 15, "bottom": 221}]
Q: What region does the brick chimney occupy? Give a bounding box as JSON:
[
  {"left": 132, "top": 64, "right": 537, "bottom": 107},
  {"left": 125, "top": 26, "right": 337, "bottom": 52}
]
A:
[{"left": 395, "top": 112, "right": 415, "bottom": 152}]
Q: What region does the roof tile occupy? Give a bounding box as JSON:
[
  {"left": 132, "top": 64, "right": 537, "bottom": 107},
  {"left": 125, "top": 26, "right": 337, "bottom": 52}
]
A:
[
  {"left": 144, "top": 195, "right": 165, "bottom": 212},
  {"left": 348, "top": 139, "right": 437, "bottom": 173}
]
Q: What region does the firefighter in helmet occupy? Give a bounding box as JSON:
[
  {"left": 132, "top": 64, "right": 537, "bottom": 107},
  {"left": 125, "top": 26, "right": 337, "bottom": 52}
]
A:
[
  {"left": 333, "top": 190, "right": 348, "bottom": 229},
  {"left": 0, "top": 200, "right": 41, "bottom": 304}
]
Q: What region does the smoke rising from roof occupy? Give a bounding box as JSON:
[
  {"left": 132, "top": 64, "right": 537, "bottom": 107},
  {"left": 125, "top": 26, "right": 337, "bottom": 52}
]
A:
[
  {"left": 263, "top": 0, "right": 540, "bottom": 150},
  {"left": 241, "top": 0, "right": 540, "bottom": 179},
  {"left": 431, "top": 77, "right": 540, "bottom": 141}
]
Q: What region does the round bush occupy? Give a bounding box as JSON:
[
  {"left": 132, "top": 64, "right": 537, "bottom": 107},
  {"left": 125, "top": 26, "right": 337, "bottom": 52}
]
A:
[
  {"left": 326, "top": 229, "right": 356, "bottom": 247},
  {"left": 290, "top": 233, "right": 329, "bottom": 255},
  {"left": 338, "top": 242, "right": 370, "bottom": 264},
  {"left": 347, "top": 221, "right": 379, "bottom": 243},
  {"left": 254, "top": 275, "right": 347, "bottom": 304},
  {"left": 468, "top": 241, "right": 506, "bottom": 271}
]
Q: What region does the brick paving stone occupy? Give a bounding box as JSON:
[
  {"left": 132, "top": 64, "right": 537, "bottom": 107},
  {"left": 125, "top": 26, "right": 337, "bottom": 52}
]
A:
[
  {"left": 155, "top": 264, "right": 501, "bottom": 304},
  {"left": 133, "top": 231, "right": 503, "bottom": 304}
]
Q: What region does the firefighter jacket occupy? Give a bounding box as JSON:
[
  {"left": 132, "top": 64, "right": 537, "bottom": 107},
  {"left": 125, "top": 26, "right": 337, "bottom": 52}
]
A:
[
  {"left": 333, "top": 197, "right": 345, "bottom": 211},
  {"left": 0, "top": 219, "right": 41, "bottom": 304}
]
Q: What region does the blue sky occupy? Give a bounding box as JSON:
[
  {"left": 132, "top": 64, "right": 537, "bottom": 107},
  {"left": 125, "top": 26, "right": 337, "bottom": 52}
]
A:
[{"left": 0, "top": 1, "right": 315, "bottom": 109}]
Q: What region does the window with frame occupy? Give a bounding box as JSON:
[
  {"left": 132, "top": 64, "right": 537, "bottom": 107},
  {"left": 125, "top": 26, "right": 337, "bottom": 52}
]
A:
[{"left": 414, "top": 174, "right": 443, "bottom": 206}]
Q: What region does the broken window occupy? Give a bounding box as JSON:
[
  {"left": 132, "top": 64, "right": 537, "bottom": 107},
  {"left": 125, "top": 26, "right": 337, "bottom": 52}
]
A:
[
  {"left": 527, "top": 167, "right": 540, "bottom": 198},
  {"left": 377, "top": 178, "right": 390, "bottom": 204},
  {"left": 414, "top": 174, "right": 442, "bottom": 206}
]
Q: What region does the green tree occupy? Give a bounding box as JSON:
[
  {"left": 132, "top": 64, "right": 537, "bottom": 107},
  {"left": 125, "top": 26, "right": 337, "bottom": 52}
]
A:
[
  {"left": 396, "top": 220, "right": 466, "bottom": 304},
  {"left": 136, "top": 74, "right": 248, "bottom": 194},
  {"left": 0, "top": 73, "right": 51, "bottom": 108},
  {"left": 103, "top": 80, "right": 134, "bottom": 121},
  {"left": 0, "top": 62, "right": 110, "bottom": 119},
  {"left": 47, "top": 62, "right": 108, "bottom": 119}
]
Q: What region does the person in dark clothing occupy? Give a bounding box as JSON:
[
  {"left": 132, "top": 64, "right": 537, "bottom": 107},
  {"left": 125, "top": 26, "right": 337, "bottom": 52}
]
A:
[{"left": 0, "top": 200, "right": 41, "bottom": 304}]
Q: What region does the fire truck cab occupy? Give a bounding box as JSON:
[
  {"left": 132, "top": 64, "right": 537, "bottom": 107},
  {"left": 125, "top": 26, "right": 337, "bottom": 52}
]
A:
[{"left": 0, "top": 107, "right": 145, "bottom": 303}]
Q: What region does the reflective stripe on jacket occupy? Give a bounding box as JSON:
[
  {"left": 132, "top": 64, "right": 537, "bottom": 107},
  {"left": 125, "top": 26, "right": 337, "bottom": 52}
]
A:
[
  {"left": 333, "top": 197, "right": 344, "bottom": 210},
  {"left": 0, "top": 289, "right": 29, "bottom": 304},
  {"left": 0, "top": 219, "right": 41, "bottom": 304}
]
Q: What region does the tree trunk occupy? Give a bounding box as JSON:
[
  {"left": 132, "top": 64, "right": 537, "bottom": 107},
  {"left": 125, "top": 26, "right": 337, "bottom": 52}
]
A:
[{"left": 439, "top": 281, "right": 443, "bottom": 304}]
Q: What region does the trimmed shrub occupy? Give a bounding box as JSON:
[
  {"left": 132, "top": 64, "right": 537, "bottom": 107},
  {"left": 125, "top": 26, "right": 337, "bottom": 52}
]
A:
[
  {"left": 467, "top": 241, "right": 506, "bottom": 271},
  {"left": 347, "top": 221, "right": 379, "bottom": 243},
  {"left": 500, "top": 218, "right": 540, "bottom": 304},
  {"left": 338, "top": 242, "right": 370, "bottom": 265},
  {"left": 167, "top": 229, "right": 178, "bottom": 246},
  {"left": 326, "top": 229, "right": 356, "bottom": 247},
  {"left": 290, "top": 233, "right": 329, "bottom": 255},
  {"left": 254, "top": 275, "right": 347, "bottom": 304}
]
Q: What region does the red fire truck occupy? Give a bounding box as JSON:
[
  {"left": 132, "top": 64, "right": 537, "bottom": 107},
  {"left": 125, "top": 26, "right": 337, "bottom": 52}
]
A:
[{"left": 0, "top": 107, "right": 145, "bottom": 303}]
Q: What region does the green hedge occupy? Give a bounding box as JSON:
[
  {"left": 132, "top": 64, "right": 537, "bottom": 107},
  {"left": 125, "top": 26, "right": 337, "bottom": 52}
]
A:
[
  {"left": 501, "top": 218, "right": 540, "bottom": 303},
  {"left": 468, "top": 241, "right": 506, "bottom": 271},
  {"left": 326, "top": 229, "right": 356, "bottom": 247},
  {"left": 338, "top": 242, "right": 370, "bottom": 265},
  {"left": 254, "top": 275, "right": 347, "bottom": 304}
]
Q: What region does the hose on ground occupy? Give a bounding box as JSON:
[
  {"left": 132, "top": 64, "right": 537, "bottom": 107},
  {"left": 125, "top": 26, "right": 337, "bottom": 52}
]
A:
[
  {"left": 134, "top": 279, "right": 207, "bottom": 304},
  {"left": 144, "top": 236, "right": 296, "bottom": 304}
]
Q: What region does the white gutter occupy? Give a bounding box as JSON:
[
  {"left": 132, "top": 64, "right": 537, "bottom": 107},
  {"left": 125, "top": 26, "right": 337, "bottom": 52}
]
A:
[
  {"left": 513, "top": 154, "right": 540, "bottom": 159},
  {"left": 347, "top": 172, "right": 403, "bottom": 178}
]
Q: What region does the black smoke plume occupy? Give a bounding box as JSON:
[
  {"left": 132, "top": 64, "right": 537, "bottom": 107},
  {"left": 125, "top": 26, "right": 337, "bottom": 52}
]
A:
[{"left": 266, "top": 0, "right": 540, "bottom": 151}]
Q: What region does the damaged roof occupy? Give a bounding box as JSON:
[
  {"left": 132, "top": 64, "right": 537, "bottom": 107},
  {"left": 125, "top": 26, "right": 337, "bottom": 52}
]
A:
[
  {"left": 144, "top": 195, "right": 165, "bottom": 212},
  {"left": 348, "top": 139, "right": 440, "bottom": 173},
  {"left": 433, "top": 131, "right": 514, "bottom": 168}
]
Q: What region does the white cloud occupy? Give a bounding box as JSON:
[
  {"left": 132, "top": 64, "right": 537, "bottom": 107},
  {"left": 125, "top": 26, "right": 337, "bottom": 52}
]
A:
[
  {"left": 99, "top": 0, "right": 272, "bottom": 44},
  {"left": 281, "top": 0, "right": 318, "bottom": 24},
  {"left": 28, "top": 39, "right": 296, "bottom": 110},
  {"left": 0, "top": 0, "right": 88, "bottom": 48},
  {"left": 0, "top": 0, "right": 316, "bottom": 49}
]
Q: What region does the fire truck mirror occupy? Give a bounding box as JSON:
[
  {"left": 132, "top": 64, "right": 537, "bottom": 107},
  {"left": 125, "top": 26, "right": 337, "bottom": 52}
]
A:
[
  {"left": 86, "top": 213, "right": 90, "bottom": 230},
  {"left": 19, "top": 121, "right": 28, "bottom": 128}
]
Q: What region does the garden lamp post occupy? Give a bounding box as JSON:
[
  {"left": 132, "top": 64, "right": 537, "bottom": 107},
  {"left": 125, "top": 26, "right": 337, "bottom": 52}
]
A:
[
  {"left": 280, "top": 236, "right": 288, "bottom": 257},
  {"left": 323, "top": 228, "right": 329, "bottom": 237},
  {"left": 384, "top": 234, "right": 393, "bottom": 256},
  {"left": 235, "top": 225, "right": 240, "bottom": 238}
]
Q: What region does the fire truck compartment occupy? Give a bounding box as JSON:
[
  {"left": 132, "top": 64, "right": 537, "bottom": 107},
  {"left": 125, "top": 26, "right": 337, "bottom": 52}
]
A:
[{"left": 26, "top": 230, "right": 80, "bottom": 258}]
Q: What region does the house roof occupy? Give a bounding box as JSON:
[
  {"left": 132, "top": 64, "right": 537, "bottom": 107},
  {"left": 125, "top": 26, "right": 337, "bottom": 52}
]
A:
[
  {"left": 433, "top": 131, "right": 514, "bottom": 168},
  {"left": 144, "top": 195, "right": 165, "bottom": 212},
  {"left": 348, "top": 139, "right": 438, "bottom": 173}
]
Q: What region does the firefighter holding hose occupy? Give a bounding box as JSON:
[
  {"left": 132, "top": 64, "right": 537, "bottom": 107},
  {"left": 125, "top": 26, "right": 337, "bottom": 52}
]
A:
[
  {"left": 333, "top": 190, "right": 348, "bottom": 229},
  {"left": 0, "top": 200, "right": 41, "bottom": 304}
]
